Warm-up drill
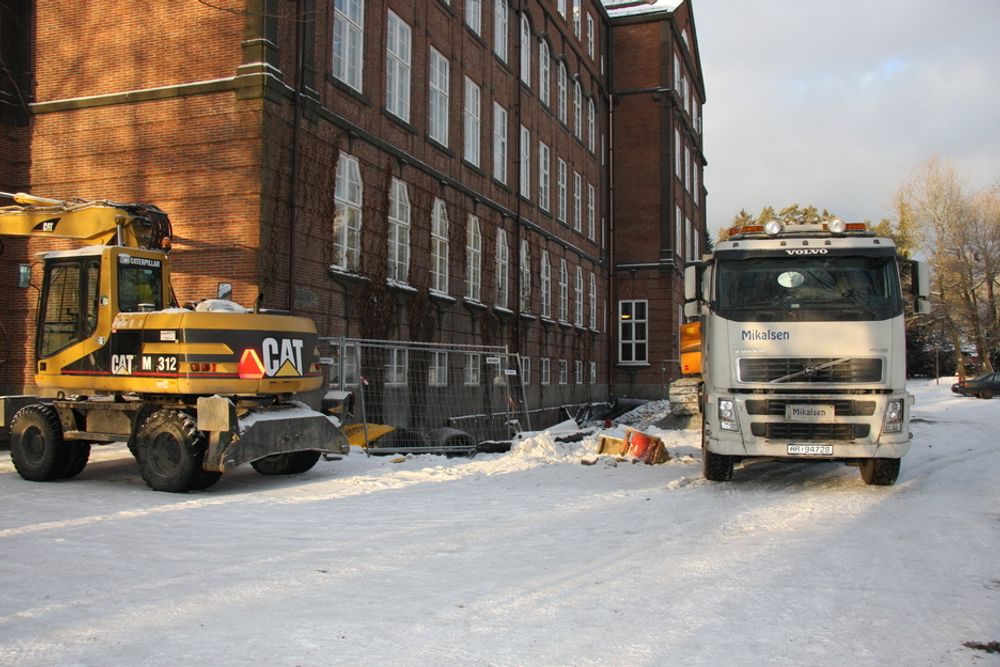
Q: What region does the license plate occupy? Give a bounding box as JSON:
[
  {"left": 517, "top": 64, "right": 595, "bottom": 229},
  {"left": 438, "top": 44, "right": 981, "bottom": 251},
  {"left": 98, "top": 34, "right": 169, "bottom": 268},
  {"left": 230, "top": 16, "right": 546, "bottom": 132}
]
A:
[
  {"left": 787, "top": 444, "right": 834, "bottom": 456},
  {"left": 786, "top": 404, "right": 835, "bottom": 421}
]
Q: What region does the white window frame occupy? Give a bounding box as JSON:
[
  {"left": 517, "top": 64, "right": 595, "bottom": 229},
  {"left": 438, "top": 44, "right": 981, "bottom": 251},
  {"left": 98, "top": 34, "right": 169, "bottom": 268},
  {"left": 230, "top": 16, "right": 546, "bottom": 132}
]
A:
[
  {"left": 587, "top": 182, "right": 595, "bottom": 240},
  {"left": 466, "top": 214, "right": 482, "bottom": 301},
  {"left": 540, "top": 357, "right": 550, "bottom": 385},
  {"left": 496, "top": 227, "right": 509, "bottom": 308},
  {"left": 572, "top": 0, "right": 581, "bottom": 39},
  {"left": 538, "top": 141, "right": 550, "bottom": 212},
  {"left": 333, "top": 153, "right": 363, "bottom": 271},
  {"left": 589, "top": 271, "right": 597, "bottom": 329},
  {"left": 463, "top": 77, "right": 481, "bottom": 166},
  {"left": 387, "top": 177, "right": 411, "bottom": 284},
  {"left": 586, "top": 13, "right": 594, "bottom": 59},
  {"left": 575, "top": 359, "right": 583, "bottom": 384},
  {"left": 559, "top": 258, "right": 568, "bottom": 322},
  {"left": 558, "top": 0, "right": 567, "bottom": 19},
  {"left": 573, "top": 171, "right": 582, "bottom": 232},
  {"left": 573, "top": 80, "right": 582, "bottom": 139},
  {"left": 464, "top": 353, "right": 481, "bottom": 385},
  {"left": 465, "top": 0, "right": 482, "bottom": 35},
  {"left": 333, "top": 0, "right": 365, "bottom": 92},
  {"left": 428, "top": 46, "right": 450, "bottom": 146},
  {"left": 587, "top": 98, "right": 596, "bottom": 153},
  {"left": 493, "top": 102, "right": 508, "bottom": 184},
  {"left": 386, "top": 348, "right": 408, "bottom": 386},
  {"left": 557, "top": 61, "right": 568, "bottom": 124},
  {"left": 590, "top": 360, "right": 597, "bottom": 383},
  {"left": 519, "top": 125, "right": 531, "bottom": 199},
  {"left": 494, "top": 0, "right": 508, "bottom": 62},
  {"left": 574, "top": 265, "right": 584, "bottom": 326},
  {"left": 386, "top": 10, "right": 412, "bottom": 122},
  {"left": 559, "top": 358, "right": 568, "bottom": 385},
  {"left": 557, "top": 158, "right": 567, "bottom": 223},
  {"left": 431, "top": 198, "right": 449, "bottom": 294},
  {"left": 429, "top": 351, "right": 448, "bottom": 387},
  {"left": 519, "top": 13, "right": 531, "bottom": 85},
  {"left": 539, "top": 39, "right": 551, "bottom": 107},
  {"left": 331, "top": 340, "right": 360, "bottom": 387},
  {"left": 619, "top": 299, "right": 649, "bottom": 364},
  {"left": 519, "top": 238, "right": 531, "bottom": 312},
  {"left": 540, "top": 250, "right": 551, "bottom": 318},
  {"left": 520, "top": 355, "right": 531, "bottom": 385}
]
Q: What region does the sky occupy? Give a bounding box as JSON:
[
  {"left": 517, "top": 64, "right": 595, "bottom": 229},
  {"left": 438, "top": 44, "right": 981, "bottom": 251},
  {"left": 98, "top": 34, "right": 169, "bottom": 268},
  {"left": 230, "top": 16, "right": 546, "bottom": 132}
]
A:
[{"left": 691, "top": 0, "right": 1000, "bottom": 236}]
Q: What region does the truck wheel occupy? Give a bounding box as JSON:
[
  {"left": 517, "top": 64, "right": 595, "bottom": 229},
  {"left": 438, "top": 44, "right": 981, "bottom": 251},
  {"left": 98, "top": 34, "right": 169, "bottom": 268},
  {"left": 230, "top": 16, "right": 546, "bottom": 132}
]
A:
[
  {"left": 251, "top": 451, "right": 321, "bottom": 476},
  {"left": 135, "top": 410, "right": 220, "bottom": 492},
  {"left": 9, "top": 404, "right": 69, "bottom": 482},
  {"left": 703, "top": 449, "right": 735, "bottom": 482},
  {"left": 60, "top": 443, "right": 92, "bottom": 479},
  {"left": 859, "top": 458, "right": 900, "bottom": 486}
]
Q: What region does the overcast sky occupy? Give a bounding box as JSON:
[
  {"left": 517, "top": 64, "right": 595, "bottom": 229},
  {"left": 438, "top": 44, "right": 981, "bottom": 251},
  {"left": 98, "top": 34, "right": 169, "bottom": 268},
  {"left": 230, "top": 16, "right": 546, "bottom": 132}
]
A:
[{"left": 691, "top": 0, "right": 1000, "bottom": 235}]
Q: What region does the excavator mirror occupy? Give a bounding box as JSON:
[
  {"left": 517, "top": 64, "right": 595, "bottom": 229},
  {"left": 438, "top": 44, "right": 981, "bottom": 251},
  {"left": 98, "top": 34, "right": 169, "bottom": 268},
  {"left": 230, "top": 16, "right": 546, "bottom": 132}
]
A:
[
  {"left": 18, "top": 264, "right": 31, "bottom": 288},
  {"left": 217, "top": 282, "right": 233, "bottom": 301}
]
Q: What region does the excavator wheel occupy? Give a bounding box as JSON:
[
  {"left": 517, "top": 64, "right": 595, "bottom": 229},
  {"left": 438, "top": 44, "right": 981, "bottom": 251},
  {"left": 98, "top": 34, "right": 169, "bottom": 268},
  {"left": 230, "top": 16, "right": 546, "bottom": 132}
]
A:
[
  {"left": 9, "top": 404, "right": 70, "bottom": 482},
  {"left": 60, "top": 443, "right": 92, "bottom": 479},
  {"left": 134, "top": 409, "right": 220, "bottom": 492},
  {"left": 251, "top": 450, "right": 322, "bottom": 476}
]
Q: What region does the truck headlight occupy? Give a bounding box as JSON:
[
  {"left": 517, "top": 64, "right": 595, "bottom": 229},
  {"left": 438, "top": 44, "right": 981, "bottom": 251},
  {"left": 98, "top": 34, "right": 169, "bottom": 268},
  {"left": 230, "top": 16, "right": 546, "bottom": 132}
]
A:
[
  {"left": 719, "top": 398, "right": 739, "bottom": 431},
  {"left": 883, "top": 399, "right": 903, "bottom": 433}
]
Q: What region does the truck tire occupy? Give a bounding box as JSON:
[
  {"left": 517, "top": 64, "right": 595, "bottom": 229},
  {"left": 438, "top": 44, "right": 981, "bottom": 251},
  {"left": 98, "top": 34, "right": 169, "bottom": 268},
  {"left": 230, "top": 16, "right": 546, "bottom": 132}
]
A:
[
  {"left": 703, "top": 449, "right": 735, "bottom": 482},
  {"left": 859, "top": 457, "right": 900, "bottom": 486},
  {"left": 135, "top": 409, "right": 220, "bottom": 492},
  {"left": 9, "top": 404, "right": 70, "bottom": 482},
  {"left": 251, "top": 450, "right": 321, "bottom": 476},
  {"left": 60, "top": 443, "right": 91, "bottom": 479}
]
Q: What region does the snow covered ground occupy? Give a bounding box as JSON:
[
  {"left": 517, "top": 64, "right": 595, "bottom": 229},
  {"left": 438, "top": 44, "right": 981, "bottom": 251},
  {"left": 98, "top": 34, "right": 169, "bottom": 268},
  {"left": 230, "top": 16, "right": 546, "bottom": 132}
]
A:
[{"left": 1, "top": 379, "right": 998, "bottom": 666}]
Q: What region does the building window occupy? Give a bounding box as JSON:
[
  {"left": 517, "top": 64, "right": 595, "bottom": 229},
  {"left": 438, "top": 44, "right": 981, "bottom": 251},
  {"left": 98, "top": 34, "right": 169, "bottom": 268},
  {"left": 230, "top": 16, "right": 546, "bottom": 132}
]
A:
[
  {"left": 540, "top": 250, "right": 551, "bottom": 318},
  {"left": 386, "top": 10, "right": 411, "bottom": 121},
  {"left": 586, "top": 13, "right": 594, "bottom": 59},
  {"left": 496, "top": 228, "right": 509, "bottom": 308},
  {"left": 559, "top": 258, "right": 568, "bottom": 322},
  {"left": 494, "top": 0, "right": 508, "bottom": 62},
  {"left": 493, "top": 102, "right": 508, "bottom": 184},
  {"left": 539, "top": 39, "right": 551, "bottom": 107},
  {"left": 428, "top": 47, "right": 449, "bottom": 146},
  {"left": 587, "top": 182, "right": 595, "bottom": 240},
  {"left": 464, "top": 353, "right": 481, "bottom": 385},
  {"left": 386, "top": 348, "right": 408, "bottom": 386},
  {"left": 558, "top": 0, "right": 566, "bottom": 19},
  {"left": 675, "top": 128, "right": 682, "bottom": 179},
  {"left": 587, "top": 98, "right": 596, "bottom": 153},
  {"left": 538, "top": 141, "right": 550, "bottom": 212},
  {"left": 465, "top": 0, "right": 481, "bottom": 35},
  {"left": 520, "top": 355, "right": 531, "bottom": 385},
  {"left": 589, "top": 271, "right": 596, "bottom": 329},
  {"left": 573, "top": 171, "right": 582, "bottom": 232},
  {"left": 519, "top": 125, "right": 531, "bottom": 199},
  {"left": 519, "top": 238, "right": 531, "bottom": 312},
  {"left": 333, "top": 153, "right": 363, "bottom": 271},
  {"left": 575, "top": 359, "right": 583, "bottom": 384},
  {"left": 574, "top": 266, "right": 584, "bottom": 326},
  {"left": 464, "top": 77, "right": 481, "bottom": 166},
  {"left": 573, "top": 80, "right": 582, "bottom": 139},
  {"left": 466, "top": 215, "right": 482, "bottom": 301},
  {"left": 519, "top": 13, "right": 531, "bottom": 86},
  {"left": 559, "top": 359, "right": 568, "bottom": 385},
  {"left": 429, "top": 351, "right": 448, "bottom": 386},
  {"left": 330, "top": 340, "right": 360, "bottom": 387},
  {"left": 590, "top": 360, "right": 597, "bottom": 383},
  {"left": 557, "top": 61, "right": 568, "bottom": 124},
  {"left": 431, "top": 198, "right": 449, "bottom": 294},
  {"left": 541, "top": 357, "right": 550, "bottom": 385},
  {"left": 333, "top": 0, "right": 364, "bottom": 92},
  {"left": 619, "top": 300, "right": 648, "bottom": 363},
  {"left": 572, "top": 0, "right": 582, "bottom": 38},
  {"left": 557, "top": 158, "right": 567, "bottom": 223},
  {"left": 388, "top": 178, "right": 410, "bottom": 284}
]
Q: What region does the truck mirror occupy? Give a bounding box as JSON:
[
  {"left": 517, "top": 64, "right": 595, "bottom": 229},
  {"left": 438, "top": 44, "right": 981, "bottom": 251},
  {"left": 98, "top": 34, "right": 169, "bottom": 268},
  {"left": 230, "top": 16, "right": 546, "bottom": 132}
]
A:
[
  {"left": 911, "top": 260, "right": 931, "bottom": 315},
  {"left": 684, "top": 264, "right": 700, "bottom": 302},
  {"left": 217, "top": 282, "right": 233, "bottom": 301}
]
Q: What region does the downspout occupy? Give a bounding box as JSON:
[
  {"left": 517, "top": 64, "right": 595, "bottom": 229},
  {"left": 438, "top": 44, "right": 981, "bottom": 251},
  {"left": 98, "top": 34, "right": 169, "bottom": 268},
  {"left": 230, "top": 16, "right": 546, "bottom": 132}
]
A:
[
  {"left": 513, "top": 0, "right": 524, "bottom": 357},
  {"left": 287, "top": 0, "right": 307, "bottom": 312},
  {"left": 606, "top": 23, "right": 616, "bottom": 398}
]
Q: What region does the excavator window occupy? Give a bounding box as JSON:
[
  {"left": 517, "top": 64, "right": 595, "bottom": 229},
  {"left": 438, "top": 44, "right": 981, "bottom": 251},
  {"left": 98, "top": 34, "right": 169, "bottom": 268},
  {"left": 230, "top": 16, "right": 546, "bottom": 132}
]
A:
[
  {"left": 38, "top": 261, "right": 83, "bottom": 358},
  {"left": 117, "top": 261, "right": 163, "bottom": 313}
]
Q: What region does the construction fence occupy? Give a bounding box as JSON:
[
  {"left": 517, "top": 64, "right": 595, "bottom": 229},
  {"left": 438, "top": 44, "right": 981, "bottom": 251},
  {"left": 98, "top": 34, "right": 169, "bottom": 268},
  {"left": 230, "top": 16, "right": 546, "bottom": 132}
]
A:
[{"left": 319, "top": 338, "right": 531, "bottom": 455}]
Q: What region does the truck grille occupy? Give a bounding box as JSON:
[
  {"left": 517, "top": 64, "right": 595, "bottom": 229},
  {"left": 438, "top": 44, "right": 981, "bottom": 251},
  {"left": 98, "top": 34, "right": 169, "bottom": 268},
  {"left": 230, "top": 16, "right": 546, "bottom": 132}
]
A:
[
  {"left": 739, "top": 357, "right": 883, "bottom": 384},
  {"left": 744, "top": 399, "right": 877, "bottom": 416},
  {"left": 750, "top": 422, "right": 870, "bottom": 441}
]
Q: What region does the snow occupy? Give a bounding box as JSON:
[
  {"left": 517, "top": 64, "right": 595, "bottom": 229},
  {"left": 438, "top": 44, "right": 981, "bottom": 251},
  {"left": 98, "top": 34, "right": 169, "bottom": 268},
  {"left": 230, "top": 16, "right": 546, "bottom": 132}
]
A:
[{"left": 1, "top": 380, "right": 998, "bottom": 665}]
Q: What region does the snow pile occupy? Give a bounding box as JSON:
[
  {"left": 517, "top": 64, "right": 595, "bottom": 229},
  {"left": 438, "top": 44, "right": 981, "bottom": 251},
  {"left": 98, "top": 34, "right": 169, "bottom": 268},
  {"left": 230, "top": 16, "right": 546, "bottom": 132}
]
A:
[
  {"left": 611, "top": 399, "right": 674, "bottom": 427},
  {"left": 507, "top": 429, "right": 599, "bottom": 463}
]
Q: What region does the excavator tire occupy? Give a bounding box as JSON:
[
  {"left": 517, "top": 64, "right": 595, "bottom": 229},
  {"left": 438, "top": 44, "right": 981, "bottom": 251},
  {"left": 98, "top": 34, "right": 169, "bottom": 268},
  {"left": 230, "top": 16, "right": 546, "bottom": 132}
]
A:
[
  {"left": 251, "top": 450, "right": 322, "bottom": 476},
  {"left": 59, "top": 443, "right": 92, "bottom": 479},
  {"left": 134, "top": 409, "right": 220, "bottom": 492},
  {"left": 9, "top": 404, "right": 70, "bottom": 482}
]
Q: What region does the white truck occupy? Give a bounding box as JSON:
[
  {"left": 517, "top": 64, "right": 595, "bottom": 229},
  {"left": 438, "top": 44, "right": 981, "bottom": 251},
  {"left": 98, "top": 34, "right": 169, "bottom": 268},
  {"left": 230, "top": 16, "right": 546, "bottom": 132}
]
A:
[{"left": 682, "top": 219, "right": 930, "bottom": 485}]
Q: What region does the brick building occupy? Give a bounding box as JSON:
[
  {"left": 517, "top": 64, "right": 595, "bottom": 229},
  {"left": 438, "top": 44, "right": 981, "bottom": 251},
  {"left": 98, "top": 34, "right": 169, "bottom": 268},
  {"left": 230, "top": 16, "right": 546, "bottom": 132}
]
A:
[{"left": 0, "top": 0, "right": 703, "bottom": 420}]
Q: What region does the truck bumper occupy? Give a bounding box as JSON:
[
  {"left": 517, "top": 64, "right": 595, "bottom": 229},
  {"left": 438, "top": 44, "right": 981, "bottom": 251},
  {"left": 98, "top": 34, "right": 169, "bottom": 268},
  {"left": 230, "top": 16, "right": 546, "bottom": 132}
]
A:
[
  {"left": 705, "top": 432, "right": 911, "bottom": 460},
  {"left": 198, "top": 397, "right": 350, "bottom": 472}
]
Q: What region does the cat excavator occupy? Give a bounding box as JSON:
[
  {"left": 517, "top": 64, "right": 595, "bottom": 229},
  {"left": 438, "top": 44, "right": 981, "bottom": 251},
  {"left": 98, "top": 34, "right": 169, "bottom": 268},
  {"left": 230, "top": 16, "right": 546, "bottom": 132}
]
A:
[{"left": 0, "top": 191, "right": 348, "bottom": 492}]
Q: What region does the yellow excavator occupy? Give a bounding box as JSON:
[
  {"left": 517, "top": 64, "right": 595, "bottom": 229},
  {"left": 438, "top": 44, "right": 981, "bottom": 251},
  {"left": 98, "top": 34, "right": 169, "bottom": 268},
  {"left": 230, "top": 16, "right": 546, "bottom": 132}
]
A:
[{"left": 0, "top": 192, "right": 348, "bottom": 492}]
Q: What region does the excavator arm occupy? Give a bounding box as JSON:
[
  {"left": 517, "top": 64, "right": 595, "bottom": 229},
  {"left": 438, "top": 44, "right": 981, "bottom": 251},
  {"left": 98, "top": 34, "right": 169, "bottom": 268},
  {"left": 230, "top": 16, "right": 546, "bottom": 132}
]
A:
[{"left": 0, "top": 192, "right": 172, "bottom": 250}]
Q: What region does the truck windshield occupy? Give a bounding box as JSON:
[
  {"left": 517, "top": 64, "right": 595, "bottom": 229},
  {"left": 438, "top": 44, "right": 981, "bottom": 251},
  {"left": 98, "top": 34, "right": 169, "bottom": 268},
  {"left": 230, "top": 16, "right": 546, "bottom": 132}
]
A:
[{"left": 715, "top": 254, "right": 902, "bottom": 322}]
